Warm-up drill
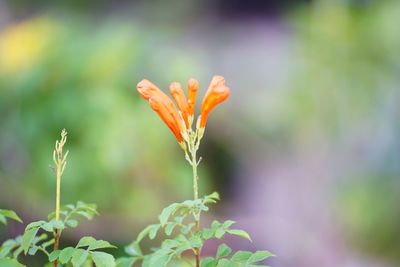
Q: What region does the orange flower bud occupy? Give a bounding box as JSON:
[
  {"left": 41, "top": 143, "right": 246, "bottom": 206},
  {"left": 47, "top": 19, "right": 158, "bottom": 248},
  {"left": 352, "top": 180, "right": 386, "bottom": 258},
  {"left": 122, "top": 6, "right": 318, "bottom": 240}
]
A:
[
  {"left": 187, "top": 78, "right": 199, "bottom": 117},
  {"left": 200, "top": 75, "right": 230, "bottom": 128},
  {"left": 169, "top": 82, "right": 189, "bottom": 127},
  {"left": 137, "top": 79, "right": 185, "bottom": 143},
  {"left": 137, "top": 79, "right": 164, "bottom": 100},
  {"left": 148, "top": 96, "right": 183, "bottom": 143}
]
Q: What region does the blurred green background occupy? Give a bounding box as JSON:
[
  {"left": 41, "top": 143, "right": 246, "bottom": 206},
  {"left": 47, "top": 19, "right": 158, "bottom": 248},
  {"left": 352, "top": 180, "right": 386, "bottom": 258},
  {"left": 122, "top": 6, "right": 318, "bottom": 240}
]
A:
[{"left": 0, "top": 0, "right": 400, "bottom": 266}]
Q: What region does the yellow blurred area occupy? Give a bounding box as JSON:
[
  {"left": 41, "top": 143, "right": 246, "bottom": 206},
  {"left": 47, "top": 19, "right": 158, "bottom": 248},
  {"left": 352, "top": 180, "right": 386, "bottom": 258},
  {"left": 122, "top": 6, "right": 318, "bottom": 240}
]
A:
[{"left": 0, "top": 17, "right": 56, "bottom": 74}]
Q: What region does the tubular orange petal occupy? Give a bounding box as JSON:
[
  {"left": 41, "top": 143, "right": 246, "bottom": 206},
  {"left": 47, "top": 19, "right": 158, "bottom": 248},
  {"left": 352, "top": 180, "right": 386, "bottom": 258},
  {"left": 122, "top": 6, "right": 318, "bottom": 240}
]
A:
[
  {"left": 137, "top": 79, "right": 164, "bottom": 100},
  {"left": 169, "top": 82, "right": 189, "bottom": 127},
  {"left": 187, "top": 78, "right": 199, "bottom": 117},
  {"left": 149, "top": 96, "right": 183, "bottom": 142},
  {"left": 200, "top": 76, "right": 230, "bottom": 128}
]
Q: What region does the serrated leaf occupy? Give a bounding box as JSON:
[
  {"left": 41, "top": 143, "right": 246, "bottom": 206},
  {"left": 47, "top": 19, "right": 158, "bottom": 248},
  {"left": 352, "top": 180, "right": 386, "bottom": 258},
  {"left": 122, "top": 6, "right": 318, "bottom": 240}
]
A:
[
  {"left": 216, "top": 244, "right": 232, "bottom": 259},
  {"left": 91, "top": 251, "right": 116, "bottom": 267},
  {"left": 66, "top": 219, "right": 78, "bottom": 228},
  {"left": 71, "top": 248, "right": 89, "bottom": 267},
  {"left": 226, "top": 229, "right": 252, "bottom": 241},
  {"left": 22, "top": 227, "right": 39, "bottom": 254},
  {"left": 59, "top": 247, "right": 75, "bottom": 264},
  {"left": 248, "top": 250, "right": 275, "bottom": 264},
  {"left": 0, "top": 209, "right": 22, "bottom": 223}
]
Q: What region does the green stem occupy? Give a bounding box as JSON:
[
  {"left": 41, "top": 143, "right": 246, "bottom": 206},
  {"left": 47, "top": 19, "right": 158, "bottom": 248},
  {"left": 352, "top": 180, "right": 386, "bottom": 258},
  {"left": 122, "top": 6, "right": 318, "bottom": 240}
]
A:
[
  {"left": 53, "top": 166, "right": 61, "bottom": 267},
  {"left": 190, "top": 145, "right": 200, "bottom": 267}
]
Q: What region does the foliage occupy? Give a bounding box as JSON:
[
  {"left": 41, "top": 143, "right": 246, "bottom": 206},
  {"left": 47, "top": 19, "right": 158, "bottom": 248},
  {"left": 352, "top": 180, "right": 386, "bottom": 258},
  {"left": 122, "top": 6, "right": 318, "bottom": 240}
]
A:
[
  {"left": 0, "top": 210, "right": 22, "bottom": 225},
  {"left": 0, "top": 130, "right": 116, "bottom": 266},
  {"left": 121, "top": 192, "right": 273, "bottom": 266}
]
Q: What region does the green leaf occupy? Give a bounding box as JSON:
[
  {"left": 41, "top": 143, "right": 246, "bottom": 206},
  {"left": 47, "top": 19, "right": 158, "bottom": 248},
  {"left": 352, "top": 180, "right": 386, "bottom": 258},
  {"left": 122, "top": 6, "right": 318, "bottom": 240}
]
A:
[
  {"left": 59, "top": 247, "right": 75, "bottom": 264},
  {"left": 89, "top": 240, "right": 116, "bottom": 250},
  {"left": 200, "top": 257, "right": 217, "bottom": 267},
  {"left": 158, "top": 204, "right": 177, "bottom": 226},
  {"left": 91, "top": 251, "right": 116, "bottom": 267},
  {"left": 226, "top": 229, "right": 252, "bottom": 241},
  {"left": 28, "top": 246, "right": 38, "bottom": 255},
  {"left": 0, "top": 239, "right": 18, "bottom": 257},
  {"left": 204, "top": 192, "right": 220, "bottom": 204},
  {"left": 22, "top": 227, "right": 39, "bottom": 254},
  {"left": 211, "top": 220, "right": 221, "bottom": 229},
  {"left": 48, "top": 250, "right": 60, "bottom": 262},
  {"left": 148, "top": 224, "right": 160, "bottom": 240},
  {"left": 215, "top": 228, "right": 225, "bottom": 239},
  {"left": 71, "top": 248, "right": 89, "bottom": 267},
  {"left": 0, "top": 209, "right": 22, "bottom": 224},
  {"left": 124, "top": 242, "right": 142, "bottom": 257},
  {"left": 40, "top": 222, "right": 53, "bottom": 232},
  {"left": 41, "top": 239, "right": 55, "bottom": 249},
  {"left": 216, "top": 258, "right": 236, "bottom": 267},
  {"left": 76, "top": 236, "right": 115, "bottom": 250},
  {"left": 116, "top": 257, "right": 138, "bottom": 267},
  {"left": 165, "top": 222, "right": 176, "bottom": 236},
  {"left": 222, "top": 220, "right": 236, "bottom": 229},
  {"left": 216, "top": 244, "right": 232, "bottom": 259},
  {"left": 66, "top": 219, "right": 78, "bottom": 228},
  {"left": 180, "top": 223, "right": 195, "bottom": 235},
  {"left": 231, "top": 251, "right": 252, "bottom": 263},
  {"left": 136, "top": 224, "right": 159, "bottom": 243},
  {"left": 75, "top": 211, "right": 94, "bottom": 220},
  {"left": 25, "top": 221, "right": 46, "bottom": 230},
  {"left": 248, "top": 250, "right": 275, "bottom": 264},
  {"left": 76, "top": 236, "right": 96, "bottom": 248},
  {"left": 202, "top": 228, "right": 214, "bottom": 240},
  {"left": 0, "top": 258, "right": 25, "bottom": 267},
  {"left": 50, "top": 220, "right": 65, "bottom": 230},
  {"left": 148, "top": 249, "right": 171, "bottom": 267},
  {"left": 0, "top": 214, "right": 6, "bottom": 225}
]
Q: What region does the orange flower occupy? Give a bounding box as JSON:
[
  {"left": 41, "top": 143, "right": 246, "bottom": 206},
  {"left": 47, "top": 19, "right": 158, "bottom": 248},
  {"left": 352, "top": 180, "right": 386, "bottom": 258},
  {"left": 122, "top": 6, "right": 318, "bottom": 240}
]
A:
[
  {"left": 199, "top": 76, "right": 230, "bottom": 128},
  {"left": 187, "top": 78, "right": 199, "bottom": 118},
  {"left": 137, "top": 76, "right": 229, "bottom": 145},
  {"left": 169, "top": 82, "right": 189, "bottom": 127},
  {"left": 137, "top": 79, "right": 185, "bottom": 143}
]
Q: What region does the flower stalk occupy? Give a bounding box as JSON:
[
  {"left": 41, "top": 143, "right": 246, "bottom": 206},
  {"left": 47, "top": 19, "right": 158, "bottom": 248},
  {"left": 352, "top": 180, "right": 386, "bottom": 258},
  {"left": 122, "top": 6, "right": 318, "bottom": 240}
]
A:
[
  {"left": 136, "top": 75, "right": 230, "bottom": 267},
  {"left": 51, "top": 129, "right": 68, "bottom": 267}
]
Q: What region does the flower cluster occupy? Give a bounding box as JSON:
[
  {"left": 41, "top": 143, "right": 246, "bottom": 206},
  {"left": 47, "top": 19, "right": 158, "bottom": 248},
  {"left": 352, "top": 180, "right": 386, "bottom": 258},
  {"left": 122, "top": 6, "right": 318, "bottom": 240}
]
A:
[{"left": 137, "top": 75, "right": 230, "bottom": 149}]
